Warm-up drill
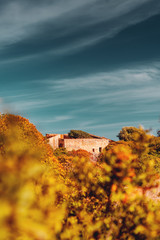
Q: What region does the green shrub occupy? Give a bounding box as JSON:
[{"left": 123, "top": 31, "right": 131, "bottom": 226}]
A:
[{"left": 68, "top": 130, "right": 93, "bottom": 138}]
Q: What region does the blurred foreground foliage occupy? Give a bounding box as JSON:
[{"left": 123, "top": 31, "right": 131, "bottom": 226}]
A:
[{"left": 0, "top": 114, "right": 160, "bottom": 240}]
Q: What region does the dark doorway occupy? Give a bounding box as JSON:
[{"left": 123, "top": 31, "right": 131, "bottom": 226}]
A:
[{"left": 59, "top": 139, "right": 64, "bottom": 148}]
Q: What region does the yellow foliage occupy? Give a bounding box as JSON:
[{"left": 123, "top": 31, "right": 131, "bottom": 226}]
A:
[{"left": 0, "top": 114, "right": 160, "bottom": 240}]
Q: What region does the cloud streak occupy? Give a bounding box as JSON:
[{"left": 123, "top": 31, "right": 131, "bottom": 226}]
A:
[
  {"left": 1, "top": 60, "right": 159, "bottom": 139},
  {"left": 3, "top": 61, "right": 158, "bottom": 111},
  {"left": 0, "top": 1, "right": 160, "bottom": 139},
  {"left": 4, "top": 60, "right": 159, "bottom": 116},
  {"left": 0, "top": 0, "right": 160, "bottom": 60},
  {"left": 45, "top": 62, "right": 159, "bottom": 94}
]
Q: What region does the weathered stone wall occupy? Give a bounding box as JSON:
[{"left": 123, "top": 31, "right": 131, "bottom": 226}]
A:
[
  {"left": 48, "top": 134, "right": 61, "bottom": 150},
  {"left": 64, "top": 138, "right": 110, "bottom": 153},
  {"left": 47, "top": 134, "right": 110, "bottom": 153}
]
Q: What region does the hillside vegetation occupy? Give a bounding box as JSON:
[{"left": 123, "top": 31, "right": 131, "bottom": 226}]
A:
[
  {"left": 68, "top": 130, "right": 94, "bottom": 138},
  {"left": 0, "top": 114, "right": 160, "bottom": 240}
]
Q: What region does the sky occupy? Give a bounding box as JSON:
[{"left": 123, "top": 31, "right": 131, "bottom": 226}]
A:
[{"left": 0, "top": 0, "right": 160, "bottom": 140}]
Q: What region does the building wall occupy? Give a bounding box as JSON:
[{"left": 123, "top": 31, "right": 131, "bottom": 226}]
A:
[
  {"left": 48, "top": 134, "right": 61, "bottom": 149},
  {"left": 64, "top": 138, "right": 109, "bottom": 153}
]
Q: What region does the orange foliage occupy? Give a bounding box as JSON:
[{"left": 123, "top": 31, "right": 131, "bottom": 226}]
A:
[
  {"left": 0, "top": 114, "right": 61, "bottom": 168},
  {"left": 1, "top": 114, "right": 160, "bottom": 240},
  {"left": 68, "top": 149, "right": 91, "bottom": 160}
]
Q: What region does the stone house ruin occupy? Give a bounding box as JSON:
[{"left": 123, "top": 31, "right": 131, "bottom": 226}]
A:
[{"left": 46, "top": 133, "right": 110, "bottom": 154}]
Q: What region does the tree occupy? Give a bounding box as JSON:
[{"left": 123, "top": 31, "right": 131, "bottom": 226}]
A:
[
  {"left": 68, "top": 130, "right": 93, "bottom": 139},
  {"left": 117, "top": 126, "right": 150, "bottom": 142}
]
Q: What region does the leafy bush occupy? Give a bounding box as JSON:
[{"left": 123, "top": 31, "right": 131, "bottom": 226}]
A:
[
  {"left": 117, "top": 126, "right": 150, "bottom": 142},
  {"left": 68, "top": 149, "right": 91, "bottom": 160}
]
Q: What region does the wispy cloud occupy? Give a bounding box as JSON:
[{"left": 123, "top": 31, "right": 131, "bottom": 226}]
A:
[
  {"left": 0, "top": 0, "right": 94, "bottom": 45},
  {"left": 0, "top": 1, "right": 160, "bottom": 140},
  {"left": 2, "top": 61, "right": 160, "bottom": 115},
  {"left": 38, "top": 115, "right": 73, "bottom": 124},
  {"left": 44, "top": 62, "right": 159, "bottom": 105},
  {"left": 78, "top": 120, "right": 155, "bottom": 131},
  {"left": 0, "top": 0, "right": 160, "bottom": 60},
  {"left": 47, "top": 66, "right": 156, "bottom": 92},
  {"left": 1, "top": 60, "right": 159, "bottom": 139}
]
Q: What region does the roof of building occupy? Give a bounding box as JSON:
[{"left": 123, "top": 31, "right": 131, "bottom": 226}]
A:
[{"left": 46, "top": 133, "right": 108, "bottom": 140}]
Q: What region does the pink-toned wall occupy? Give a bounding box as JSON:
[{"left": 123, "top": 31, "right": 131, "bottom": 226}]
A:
[
  {"left": 64, "top": 138, "right": 109, "bottom": 153},
  {"left": 48, "top": 135, "right": 61, "bottom": 149}
]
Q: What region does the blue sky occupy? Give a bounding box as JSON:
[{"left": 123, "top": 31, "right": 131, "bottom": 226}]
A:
[{"left": 0, "top": 0, "right": 160, "bottom": 140}]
